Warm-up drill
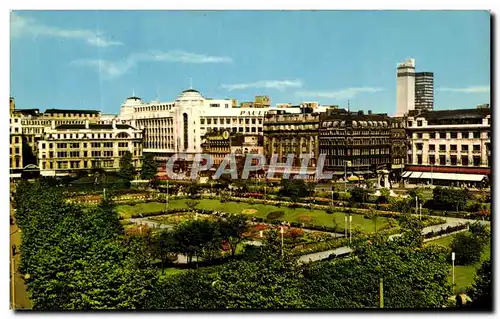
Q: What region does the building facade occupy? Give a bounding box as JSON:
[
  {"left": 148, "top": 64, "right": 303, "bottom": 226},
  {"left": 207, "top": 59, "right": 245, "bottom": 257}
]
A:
[
  {"left": 117, "top": 89, "right": 273, "bottom": 163},
  {"left": 396, "top": 58, "right": 416, "bottom": 117},
  {"left": 319, "top": 109, "right": 392, "bottom": 178},
  {"left": 263, "top": 110, "right": 320, "bottom": 168},
  {"left": 415, "top": 72, "right": 434, "bottom": 111},
  {"left": 37, "top": 120, "right": 143, "bottom": 176},
  {"left": 404, "top": 107, "right": 491, "bottom": 185}
]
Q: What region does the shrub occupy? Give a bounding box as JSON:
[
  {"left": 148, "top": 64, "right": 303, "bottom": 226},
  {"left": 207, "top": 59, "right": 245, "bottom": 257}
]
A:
[
  {"left": 266, "top": 210, "right": 285, "bottom": 220},
  {"left": 450, "top": 232, "right": 484, "bottom": 265},
  {"left": 325, "top": 207, "right": 335, "bottom": 215}
]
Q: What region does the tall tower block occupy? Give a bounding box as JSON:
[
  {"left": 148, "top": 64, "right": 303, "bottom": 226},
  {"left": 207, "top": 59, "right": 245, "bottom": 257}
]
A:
[{"left": 396, "top": 58, "right": 415, "bottom": 116}]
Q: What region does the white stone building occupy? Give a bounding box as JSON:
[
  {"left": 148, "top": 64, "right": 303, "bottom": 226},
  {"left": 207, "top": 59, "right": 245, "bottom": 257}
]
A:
[{"left": 403, "top": 106, "right": 491, "bottom": 186}]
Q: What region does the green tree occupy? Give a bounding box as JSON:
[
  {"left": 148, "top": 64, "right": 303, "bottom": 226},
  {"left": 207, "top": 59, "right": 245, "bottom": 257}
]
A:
[
  {"left": 119, "top": 151, "right": 135, "bottom": 181},
  {"left": 219, "top": 214, "right": 248, "bottom": 257},
  {"left": 450, "top": 232, "right": 484, "bottom": 265},
  {"left": 170, "top": 219, "right": 221, "bottom": 263},
  {"left": 140, "top": 153, "right": 158, "bottom": 180},
  {"left": 467, "top": 259, "right": 492, "bottom": 310},
  {"left": 349, "top": 187, "right": 368, "bottom": 203},
  {"left": 279, "top": 179, "right": 309, "bottom": 204},
  {"left": 186, "top": 182, "right": 201, "bottom": 199},
  {"left": 432, "top": 187, "right": 469, "bottom": 212},
  {"left": 302, "top": 234, "right": 452, "bottom": 308}
]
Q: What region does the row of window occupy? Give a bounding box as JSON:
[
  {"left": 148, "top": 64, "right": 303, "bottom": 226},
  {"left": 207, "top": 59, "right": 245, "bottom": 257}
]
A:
[
  {"left": 200, "top": 118, "right": 263, "bottom": 125},
  {"left": 412, "top": 131, "right": 489, "bottom": 139},
  {"left": 414, "top": 155, "right": 485, "bottom": 166},
  {"left": 49, "top": 150, "right": 137, "bottom": 159},
  {"left": 415, "top": 143, "right": 485, "bottom": 152}
]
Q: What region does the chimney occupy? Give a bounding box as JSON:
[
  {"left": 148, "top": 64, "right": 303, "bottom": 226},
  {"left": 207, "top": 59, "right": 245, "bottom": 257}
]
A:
[
  {"left": 85, "top": 120, "right": 89, "bottom": 129},
  {"left": 112, "top": 119, "right": 117, "bottom": 129}
]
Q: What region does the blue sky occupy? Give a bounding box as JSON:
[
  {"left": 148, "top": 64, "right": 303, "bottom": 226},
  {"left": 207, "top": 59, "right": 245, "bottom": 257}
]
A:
[{"left": 10, "top": 10, "right": 490, "bottom": 115}]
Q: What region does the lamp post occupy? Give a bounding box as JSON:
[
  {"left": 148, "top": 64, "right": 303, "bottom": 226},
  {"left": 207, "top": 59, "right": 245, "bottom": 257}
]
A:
[
  {"left": 452, "top": 252, "right": 456, "bottom": 291},
  {"left": 344, "top": 161, "right": 347, "bottom": 192},
  {"left": 349, "top": 215, "right": 352, "bottom": 245},
  {"left": 280, "top": 226, "right": 284, "bottom": 259},
  {"left": 419, "top": 203, "right": 422, "bottom": 220},
  {"left": 415, "top": 196, "right": 419, "bottom": 215},
  {"left": 344, "top": 215, "right": 348, "bottom": 238}
]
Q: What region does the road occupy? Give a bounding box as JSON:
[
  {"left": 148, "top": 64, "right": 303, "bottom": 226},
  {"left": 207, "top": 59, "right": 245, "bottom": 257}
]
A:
[{"left": 10, "top": 210, "right": 32, "bottom": 310}]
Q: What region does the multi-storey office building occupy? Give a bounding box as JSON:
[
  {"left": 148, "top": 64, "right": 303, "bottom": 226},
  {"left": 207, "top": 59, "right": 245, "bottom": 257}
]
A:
[
  {"left": 37, "top": 120, "right": 143, "bottom": 176},
  {"left": 403, "top": 106, "right": 491, "bottom": 186},
  {"left": 263, "top": 110, "right": 320, "bottom": 168},
  {"left": 395, "top": 58, "right": 416, "bottom": 117},
  {"left": 415, "top": 72, "right": 434, "bottom": 111},
  {"left": 318, "top": 109, "right": 392, "bottom": 179},
  {"left": 390, "top": 116, "right": 408, "bottom": 179},
  {"left": 117, "top": 89, "right": 272, "bottom": 163}
]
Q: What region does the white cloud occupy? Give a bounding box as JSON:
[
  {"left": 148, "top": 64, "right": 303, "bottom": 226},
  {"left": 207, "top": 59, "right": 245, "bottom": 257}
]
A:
[
  {"left": 71, "top": 50, "right": 233, "bottom": 79},
  {"left": 295, "top": 87, "right": 384, "bottom": 100},
  {"left": 10, "top": 12, "right": 122, "bottom": 47},
  {"left": 221, "top": 80, "right": 303, "bottom": 91},
  {"left": 437, "top": 86, "right": 490, "bottom": 93}
]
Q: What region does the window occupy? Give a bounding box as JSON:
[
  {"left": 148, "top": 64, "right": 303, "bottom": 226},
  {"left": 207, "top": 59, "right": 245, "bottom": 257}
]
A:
[
  {"left": 417, "top": 155, "right": 422, "bottom": 164},
  {"left": 104, "top": 151, "right": 113, "bottom": 157},
  {"left": 473, "top": 156, "right": 480, "bottom": 166},
  {"left": 439, "top": 145, "right": 446, "bottom": 152},
  {"left": 428, "top": 144, "right": 435, "bottom": 151},
  {"left": 226, "top": 119, "right": 230, "bottom": 124},
  {"left": 118, "top": 142, "right": 128, "bottom": 148},
  {"left": 461, "top": 145, "right": 468, "bottom": 152},
  {"left": 417, "top": 120, "right": 422, "bottom": 127},
  {"left": 439, "top": 132, "right": 446, "bottom": 139},
  {"left": 450, "top": 144, "right": 457, "bottom": 151},
  {"left": 92, "top": 151, "right": 101, "bottom": 157},
  {"left": 207, "top": 119, "right": 212, "bottom": 125},
  {"left": 417, "top": 133, "right": 423, "bottom": 139},
  {"left": 439, "top": 155, "right": 446, "bottom": 165},
  {"left": 83, "top": 151, "right": 88, "bottom": 157},
  {"left": 473, "top": 144, "right": 480, "bottom": 152},
  {"left": 429, "top": 132, "right": 436, "bottom": 139},
  {"left": 245, "top": 119, "right": 250, "bottom": 125},
  {"left": 200, "top": 119, "right": 205, "bottom": 125},
  {"left": 214, "top": 119, "right": 218, "bottom": 125},
  {"left": 70, "top": 151, "right": 79, "bottom": 158},
  {"left": 461, "top": 156, "right": 469, "bottom": 166},
  {"left": 429, "top": 155, "right": 435, "bottom": 164},
  {"left": 450, "top": 155, "right": 457, "bottom": 166},
  {"left": 450, "top": 132, "right": 458, "bottom": 139},
  {"left": 42, "top": 143, "right": 46, "bottom": 149},
  {"left": 252, "top": 119, "right": 256, "bottom": 125},
  {"left": 407, "top": 121, "right": 412, "bottom": 127},
  {"left": 416, "top": 143, "right": 423, "bottom": 151},
  {"left": 238, "top": 127, "right": 243, "bottom": 133},
  {"left": 15, "top": 147, "right": 19, "bottom": 154},
  {"left": 473, "top": 131, "right": 480, "bottom": 139},
  {"left": 15, "top": 136, "right": 19, "bottom": 143}
]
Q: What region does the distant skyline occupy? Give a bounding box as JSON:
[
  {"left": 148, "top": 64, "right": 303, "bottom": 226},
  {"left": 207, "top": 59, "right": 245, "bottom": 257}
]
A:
[{"left": 10, "top": 10, "right": 490, "bottom": 115}]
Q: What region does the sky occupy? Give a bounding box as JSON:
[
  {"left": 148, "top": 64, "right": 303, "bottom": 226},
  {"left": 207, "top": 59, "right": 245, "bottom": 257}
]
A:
[{"left": 10, "top": 10, "right": 490, "bottom": 115}]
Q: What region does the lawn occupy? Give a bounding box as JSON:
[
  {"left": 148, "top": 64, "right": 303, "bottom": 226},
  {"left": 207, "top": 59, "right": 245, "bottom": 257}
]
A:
[
  {"left": 117, "top": 199, "right": 392, "bottom": 233},
  {"left": 425, "top": 233, "right": 491, "bottom": 294}
]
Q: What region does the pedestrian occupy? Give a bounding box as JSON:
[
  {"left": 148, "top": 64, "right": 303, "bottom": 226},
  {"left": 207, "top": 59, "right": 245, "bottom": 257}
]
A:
[{"left": 12, "top": 244, "right": 16, "bottom": 256}]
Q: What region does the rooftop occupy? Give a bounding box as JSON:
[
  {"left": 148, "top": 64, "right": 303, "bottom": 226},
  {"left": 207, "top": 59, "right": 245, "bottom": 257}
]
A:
[
  {"left": 44, "top": 108, "right": 100, "bottom": 115},
  {"left": 409, "top": 108, "right": 490, "bottom": 120},
  {"left": 55, "top": 124, "right": 135, "bottom": 130}
]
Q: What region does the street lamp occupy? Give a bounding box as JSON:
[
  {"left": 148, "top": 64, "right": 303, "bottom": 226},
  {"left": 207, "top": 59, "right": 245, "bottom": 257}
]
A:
[
  {"left": 280, "top": 226, "right": 284, "bottom": 258},
  {"left": 344, "top": 215, "right": 348, "bottom": 238},
  {"left": 452, "top": 252, "right": 456, "bottom": 291},
  {"left": 349, "top": 215, "right": 353, "bottom": 245},
  {"left": 419, "top": 203, "right": 422, "bottom": 220}
]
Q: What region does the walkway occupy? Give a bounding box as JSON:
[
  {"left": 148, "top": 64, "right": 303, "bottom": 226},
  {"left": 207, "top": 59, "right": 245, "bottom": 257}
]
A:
[{"left": 298, "top": 217, "right": 489, "bottom": 264}]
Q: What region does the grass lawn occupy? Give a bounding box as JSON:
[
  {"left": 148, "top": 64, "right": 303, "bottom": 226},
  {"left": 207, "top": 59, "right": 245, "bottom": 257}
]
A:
[
  {"left": 118, "top": 199, "right": 392, "bottom": 233},
  {"left": 426, "top": 233, "right": 491, "bottom": 294},
  {"left": 159, "top": 267, "right": 188, "bottom": 277}
]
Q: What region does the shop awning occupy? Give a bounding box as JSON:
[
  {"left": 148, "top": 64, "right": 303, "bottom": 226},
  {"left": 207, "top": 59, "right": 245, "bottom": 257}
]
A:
[
  {"left": 401, "top": 171, "right": 412, "bottom": 178},
  {"left": 405, "top": 171, "right": 486, "bottom": 182}
]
